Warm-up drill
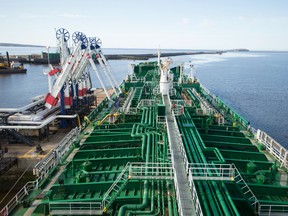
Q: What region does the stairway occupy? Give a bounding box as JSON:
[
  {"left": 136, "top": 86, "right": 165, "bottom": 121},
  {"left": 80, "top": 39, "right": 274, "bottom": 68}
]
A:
[
  {"left": 102, "top": 163, "right": 130, "bottom": 212},
  {"left": 6, "top": 129, "right": 34, "bottom": 146}
]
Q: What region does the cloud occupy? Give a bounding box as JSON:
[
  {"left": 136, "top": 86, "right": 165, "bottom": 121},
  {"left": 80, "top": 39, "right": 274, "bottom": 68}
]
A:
[
  {"left": 19, "top": 13, "right": 43, "bottom": 18},
  {"left": 180, "top": 17, "right": 190, "bottom": 24},
  {"left": 237, "top": 16, "right": 245, "bottom": 21},
  {"left": 58, "top": 13, "right": 87, "bottom": 18},
  {"left": 199, "top": 19, "right": 213, "bottom": 27}
]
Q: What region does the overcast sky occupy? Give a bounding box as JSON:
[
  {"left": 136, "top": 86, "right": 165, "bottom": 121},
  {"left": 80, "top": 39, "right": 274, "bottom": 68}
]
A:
[{"left": 1, "top": 0, "right": 287, "bottom": 51}]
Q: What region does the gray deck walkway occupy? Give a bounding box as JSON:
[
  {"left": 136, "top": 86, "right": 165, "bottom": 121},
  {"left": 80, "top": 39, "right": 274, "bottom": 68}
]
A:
[{"left": 163, "top": 95, "right": 196, "bottom": 216}]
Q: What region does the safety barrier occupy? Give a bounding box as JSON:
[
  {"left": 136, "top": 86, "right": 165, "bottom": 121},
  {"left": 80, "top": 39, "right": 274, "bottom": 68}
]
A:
[
  {"left": 33, "top": 127, "right": 79, "bottom": 177},
  {"left": 188, "top": 163, "right": 259, "bottom": 212},
  {"left": 189, "top": 163, "right": 235, "bottom": 181},
  {"left": 82, "top": 97, "right": 109, "bottom": 128},
  {"left": 200, "top": 83, "right": 249, "bottom": 128},
  {"left": 129, "top": 162, "right": 174, "bottom": 180},
  {"left": 153, "top": 85, "right": 160, "bottom": 95},
  {"left": 188, "top": 169, "right": 204, "bottom": 216},
  {"left": 157, "top": 116, "right": 166, "bottom": 124},
  {"left": 170, "top": 103, "right": 189, "bottom": 172},
  {"left": 169, "top": 88, "right": 176, "bottom": 96},
  {"left": 0, "top": 174, "right": 45, "bottom": 216},
  {"left": 137, "top": 99, "right": 161, "bottom": 108},
  {"left": 170, "top": 99, "right": 194, "bottom": 116},
  {"left": 192, "top": 89, "right": 217, "bottom": 115},
  {"left": 120, "top": 88, "right": 134, "bottom": 113},
  {"left": 199, "top": 84, "right": 288, "bottom": 170},
  {"left": 102, "top": 162, "right": 174, "bottom": 212},
  {"left": 0, "top": 128, "right": 79, "bottom": 216},
  {"left": 170, "top": 99, "right": 194, "bottom": 107},
  {"left": 166, "top": 95, "right": 203, "bottom": 216},
  {"left": 257, "top": 130, "right": 288, "bottom": 169},
  {"left": 49, "top": 202, "right": 102, "bottom": 215},
  {"left": 258, "top": 204, "right": 288, "bottom": 215},
  {"left": 173, "top": 170, "right": 185, "bottom": 216}
]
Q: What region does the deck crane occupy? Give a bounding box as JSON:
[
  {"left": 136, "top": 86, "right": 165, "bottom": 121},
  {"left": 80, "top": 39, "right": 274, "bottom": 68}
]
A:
[
  {"left": 44, "top": 37, "right": 83, "bottom": 109},
  {"left": 70, "top": 33, "right": 111, "bottom": 101},
  {"left": 68, "top": 31, "right": 90, "bottom": 108},
  {"left": 57, "top": 28, "right": 73, "bottom": 110},
  {"left": 45, "top": 28, "right": 120, "bottom": 111},
  {"left": 56, "top": 28, "right": 70, "bottom": 64},
  {"left": 91, "top": 37, "right": 121, "bottom": 95}
]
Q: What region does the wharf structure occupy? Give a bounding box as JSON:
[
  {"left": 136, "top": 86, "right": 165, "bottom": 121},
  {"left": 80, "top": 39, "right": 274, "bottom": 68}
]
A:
[{"left": 0, "top": 28, "right": 288, "bottom": 216}]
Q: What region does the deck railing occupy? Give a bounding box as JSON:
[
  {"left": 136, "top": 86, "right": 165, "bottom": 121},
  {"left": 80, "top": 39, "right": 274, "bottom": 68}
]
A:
[
  {"left": 199, "top": 83, "right": 288, "bottom": 169},
  {"left": 256, "top": 130, "right": 288, "bottom": 169},
  {"left": 258, "top": 204, "right": 288, "bottom": 215},
  {"left": 199, "top": 83, "right": 249, "bottom": 128},
  {"left": 33, "top": 127, "right": 79, "bottom": 177},
  {"left": 166, "top": 95, "right": 203, "bottom": 216},
  {"left": 0, "top": 175, "right": 45, "bottom": 216},
  {"left": 189, "top": 163, "right": 235, "bottom": 181},
  {"left": 129, "top": 162, "right": 174, "bottom": 180},
  {"left": 0, "top": 127, "right": 79, "bottom": 216},
  {"left": 49, "top": 202, "right": 102, "bottom": 215}
]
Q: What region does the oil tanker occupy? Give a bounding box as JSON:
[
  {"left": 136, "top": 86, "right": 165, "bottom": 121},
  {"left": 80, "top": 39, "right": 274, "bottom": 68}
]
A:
[{"left": 0, "top": 28, "right": 287, "bottom": 216}]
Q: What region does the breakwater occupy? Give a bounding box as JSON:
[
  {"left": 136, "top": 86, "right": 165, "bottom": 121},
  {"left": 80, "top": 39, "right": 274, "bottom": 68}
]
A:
[{"left": 3, "top": 50, "right": 225, "bottom": 64}]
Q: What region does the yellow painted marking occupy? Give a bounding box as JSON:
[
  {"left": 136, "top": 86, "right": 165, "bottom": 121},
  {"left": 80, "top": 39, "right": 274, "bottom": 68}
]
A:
[{"left": 22, "top": 148, "right": 35, "bottom": 157}]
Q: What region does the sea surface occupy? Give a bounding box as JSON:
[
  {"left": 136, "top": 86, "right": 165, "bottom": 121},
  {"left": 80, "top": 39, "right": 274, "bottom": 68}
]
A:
[{"left": 0, "top": 46, "right": 287, "bottom": 148}]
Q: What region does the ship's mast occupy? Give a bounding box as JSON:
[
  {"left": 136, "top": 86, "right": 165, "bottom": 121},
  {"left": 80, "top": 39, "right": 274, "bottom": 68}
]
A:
[{"left": 159, "top": 50, "right": 172, "bottom": 95}]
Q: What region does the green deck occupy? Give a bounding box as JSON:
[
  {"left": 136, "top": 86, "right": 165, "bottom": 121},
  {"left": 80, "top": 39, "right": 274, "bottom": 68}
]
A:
[{"left": 6, "top": 61, "right": 288, "bottom": 216}]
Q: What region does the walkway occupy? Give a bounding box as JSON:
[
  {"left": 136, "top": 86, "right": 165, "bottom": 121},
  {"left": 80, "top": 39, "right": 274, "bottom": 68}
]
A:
[{"left": 163, "top": 95, "right": 196, "bottom": 216}]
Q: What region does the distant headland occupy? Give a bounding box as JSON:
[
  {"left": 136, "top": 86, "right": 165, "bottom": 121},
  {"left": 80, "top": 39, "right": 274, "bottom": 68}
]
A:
[
  {"left": 0, "top": 43, "right": 44, "bottom": 47},
  {"left": 225, "top": 49, "right": 250, "bottom": 52}
]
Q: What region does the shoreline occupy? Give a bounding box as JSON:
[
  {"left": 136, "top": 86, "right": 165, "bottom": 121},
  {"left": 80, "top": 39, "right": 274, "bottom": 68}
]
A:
[{"left": 2, "top": 50, "right": 225, "bottom": 64}]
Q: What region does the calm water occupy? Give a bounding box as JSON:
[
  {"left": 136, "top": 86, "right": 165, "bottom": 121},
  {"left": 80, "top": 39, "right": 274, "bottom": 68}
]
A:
[{"left": 0, "top": 47, "right": 287, "bottom": 147}]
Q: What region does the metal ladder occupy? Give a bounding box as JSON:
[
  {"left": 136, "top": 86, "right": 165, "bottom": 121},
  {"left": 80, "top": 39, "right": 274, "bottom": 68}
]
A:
[
  {"left": 102, "top": 162, "right": 174, "bottom": 212},
  {"left": 233, "top": 167, "right": 259, "bottom": 209},
  {"left": 102, "top": 163, "right": 130, "bottom": 212}
]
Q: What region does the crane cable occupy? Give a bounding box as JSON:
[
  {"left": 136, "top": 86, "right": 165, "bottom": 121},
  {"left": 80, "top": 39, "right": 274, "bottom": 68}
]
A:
[{"left": 0, "top": 156, "right": 37, "bottom": 204}]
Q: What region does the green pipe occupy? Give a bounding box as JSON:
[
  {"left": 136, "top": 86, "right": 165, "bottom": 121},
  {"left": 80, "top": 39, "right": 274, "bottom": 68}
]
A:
[
  {"left": 220, "top": 182, "right": 240, "bottom": 216},
  {"left": 171, "top": 188, "right": 178, "bottom": 216},
  {"left": 178, "top": 116, "right": 214, "bottom": 215},
  {"left": 127, "top": 133, "right": 158, "bottom": 215},
  {"left": 161, "top": 181, "right": 165, "bottom": 215},
  {"left": 118, "top": 132, "right": 152, "bottom": 216},
  {"left": 72, "top": 159, "right": 75, "bottom": 176},
  {"left": 166, "top": 182, "right": 174, "bottom": 216},
  {"left": 151, "top": 181, "right": 161, "bottom": 216},
  {"left": 183, "top": 109, "right": 238, "bottom": 215},
  {"left": 152, "top": 105, "right": 156, "bottom": 128},
  {"left": 141, "top": 107, "right": 147, "bottom": 123},
  {"left": 141, "top": 135, "right": 147, "bottom": 160},
  {"left": 144, "top": 107, "right": 149, "bottom": 125},
  {"left": 79, "top": 170, "right": 122, "bottom": 175},
  {"left": 188, "top": 119, "right": 238, "bottom": 215},
  {"left": 186, "top": 125, "right": 227, "bottom": 214},
  {"left": 148, "top": 107, "right": 152, "bottom": 126},
  {"left": 162, "top": 132, "right": 167, "bottom": 161},
  {"left": 127, "top": 180, "right": 155, "bottom": 215}
]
